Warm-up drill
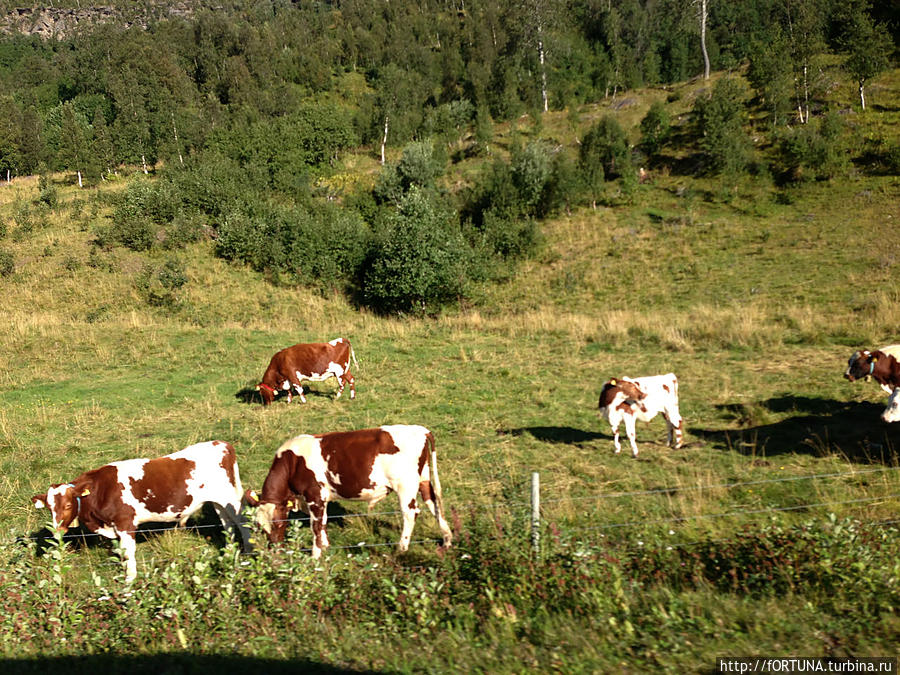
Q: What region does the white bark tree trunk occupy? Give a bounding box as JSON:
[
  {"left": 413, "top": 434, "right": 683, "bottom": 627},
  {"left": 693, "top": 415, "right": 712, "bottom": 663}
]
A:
[
  {"left": 699, "top": 0, "right": 710, "bottom": 80},
  {"left": 537, "top": 23, "right": 548, "bottom": 112},
  {"left": 77, "top": 170, "right": 82, "bottom": 188},
  {"left": 380, "top": 116, "right": 389, "bottom": 165}
]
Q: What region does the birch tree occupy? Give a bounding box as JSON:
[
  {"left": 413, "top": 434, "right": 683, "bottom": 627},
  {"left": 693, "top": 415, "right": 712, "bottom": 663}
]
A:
[
  {"left": 842, "top": 6, "right": 892, "bottom": 111},
  {"left": 695, "top": 0, "right": 710, "bottom": 79}
]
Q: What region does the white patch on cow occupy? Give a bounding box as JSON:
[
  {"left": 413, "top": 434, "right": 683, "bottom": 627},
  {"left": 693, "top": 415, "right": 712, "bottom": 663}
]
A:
[
  {"left": 882, "top": 387, "right": 900, "bottom": 423},
  {"left": 328, "top": 338, "right": 343, "bottom": 346},
  {"left": 255, "top": 502, "right": 277, "bottom": 534}
]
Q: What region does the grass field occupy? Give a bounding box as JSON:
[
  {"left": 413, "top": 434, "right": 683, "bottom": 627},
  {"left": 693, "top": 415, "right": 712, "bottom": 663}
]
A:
[{"left": 1, "top": 70, "right": 900, "bottom": 672}]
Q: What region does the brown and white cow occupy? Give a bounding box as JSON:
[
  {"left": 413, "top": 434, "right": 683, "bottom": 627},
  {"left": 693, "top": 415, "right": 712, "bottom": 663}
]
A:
[
  {"left": 246, "top": 425, "right": 452, "bottom": 558},
  {"left": 256, "top": 338, "right": 357, "bottom": 405},
  {"left": 31, "top": 441, "right": 251, "bottom": 582},
  {"left": 844, "top": 345, "right": 900, "bottom": 395},
  {"left": 598, "top": 373, "right": 684, "bottom": 458}
]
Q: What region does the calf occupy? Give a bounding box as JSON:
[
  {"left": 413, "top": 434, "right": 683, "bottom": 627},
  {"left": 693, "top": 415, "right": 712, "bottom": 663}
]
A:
[
  {"left": 31, "top": 441, "right": 251, "bottom": 582},
  {"left": 598, "top": 374, "right": 684, "bottom": 458},
  {"left": 247, "top": 425, "right": 452, "bottom": 558},
  {"left": 257, "top": 338, "right": 357, "bottom": 405},
  {"left": 844, "top": 345, "right": 900, "bottom": 395}
]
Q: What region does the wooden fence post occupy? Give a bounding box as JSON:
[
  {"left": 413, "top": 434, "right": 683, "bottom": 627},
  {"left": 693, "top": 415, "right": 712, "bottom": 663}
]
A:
[{"left": 531, "top": 471, "right": 540, "bottom": 556}]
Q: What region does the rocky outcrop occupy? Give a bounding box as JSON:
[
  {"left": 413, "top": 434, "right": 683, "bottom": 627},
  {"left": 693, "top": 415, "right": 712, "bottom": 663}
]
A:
[{"left": 0, "top": 4, "right": 198, "bottom": 40}]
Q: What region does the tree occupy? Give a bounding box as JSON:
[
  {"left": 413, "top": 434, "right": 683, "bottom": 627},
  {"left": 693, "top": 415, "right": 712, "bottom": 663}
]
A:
[
  {"left": 363, "top": 187, "right": 471, "bottom": 315},
  {"left": 693, "top": 76, "right": 751, "bottom": 176},
  {"left": 841, "top": 5, "right": 893, "bottom": 111}
]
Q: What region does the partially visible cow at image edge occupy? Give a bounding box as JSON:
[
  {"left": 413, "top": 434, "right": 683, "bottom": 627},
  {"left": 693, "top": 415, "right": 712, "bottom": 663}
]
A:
[
  {"left": 32, "top": 441, "right": 252, "bottom": 582},
  {"left": 598, "top": 373, "right": 684, "bottom": 458},
  {"left": 844, "top": 345, "right": 900, "bottom": 422},
  {"left": 256, "top": 337, "right": 358, "bottom": 405},
  {"left": 246, "top": 424, "right": 452, "bottom": 558}
]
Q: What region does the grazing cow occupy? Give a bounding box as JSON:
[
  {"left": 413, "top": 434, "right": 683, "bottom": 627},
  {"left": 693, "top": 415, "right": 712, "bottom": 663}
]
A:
[
  {"left": 844, "top": 345, "right": 900, "bottom": 395},
  {"left": 31, "top": 441, "right": 251, "bottom": 582},
  {"left": 256, "top": 338, "right": 357, "bottom": 405},
  {"left": 598, "top": 373, "right": 684, "bottom": 458},
  {"left": 881, "top": 387, "right": 900, "bottom": 423},
  {"left": 246, "top": 425, "right": 452, "bottom": 558}
]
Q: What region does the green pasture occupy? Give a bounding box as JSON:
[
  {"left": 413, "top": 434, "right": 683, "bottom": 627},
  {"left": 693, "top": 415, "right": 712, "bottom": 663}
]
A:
[{"left": 2, "top": 83, "right": 900, "bottom": 669}]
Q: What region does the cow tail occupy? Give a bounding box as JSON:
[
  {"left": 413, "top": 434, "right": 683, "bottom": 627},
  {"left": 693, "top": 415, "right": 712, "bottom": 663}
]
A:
[
  {"left": 426, "top": 431, "right": 445, "bottom": 520},
  {"left": 350, "top": 343, "right": 359, "bottom": 370}
]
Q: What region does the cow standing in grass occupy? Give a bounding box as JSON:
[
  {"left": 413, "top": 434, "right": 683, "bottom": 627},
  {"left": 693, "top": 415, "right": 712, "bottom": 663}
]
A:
[
  {"left": 31, "top": 441, "right": 252, "bottom": 582},
  {"left": 256, "top": 338, "right": 357, "bottom": 405},
  {"left": 598, "top": 374, "right": 684, "bottom": 458},
  {"left": 246, "top": 425, "right": 452, "bottom": 558}
]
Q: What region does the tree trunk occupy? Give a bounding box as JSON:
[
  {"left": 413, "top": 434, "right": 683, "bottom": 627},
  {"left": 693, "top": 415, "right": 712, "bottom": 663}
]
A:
[
  {"left": 699, "top": 0, "right": 710, "bottom": 80},
  {"left": 380, "top": 116, "right": 389, "bottom": 165},
  {"left": 859, "top": 80, "right": 866, "bottom": 111},
  {"left": 172, "top": 112, "right": 184, "bottom": 166},
  {"left": 537, "top": 23, "right": 548, "bottom": 113},
  {"left": 141, "top": 154, "right": 148, "bottom": 174},
  {"left": 77, "top": 170, "right": 83, "bottom": 188}
]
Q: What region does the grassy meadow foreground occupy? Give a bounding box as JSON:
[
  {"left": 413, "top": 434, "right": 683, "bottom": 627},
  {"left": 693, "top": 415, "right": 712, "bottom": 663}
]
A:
[{"left": 2, "top": 86, "right": 900, "bottom": 670}]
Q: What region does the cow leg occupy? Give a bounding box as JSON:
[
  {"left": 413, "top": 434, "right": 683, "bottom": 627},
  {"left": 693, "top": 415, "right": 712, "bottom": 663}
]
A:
[
  {"left": 308, "top": 500, "right": 328, "bottom": 558},
  {"left": 397, "top": 488, "right": 421, "bottom": 553},
  {"left": 345, "top": 373, "right": 355, "bottom": 400},
  {"left": 293, "top": 380, "right": 308, "bottom": 403},
  {"left": 611, "top": 421, "right": 623, "bottom": 454},
  {"left": 117, "top": 531, "right": 138, "bottom": 583},
  {"left": 624, "top": 415, "right": 639, "bottom": 458},
  {"left": 664, "top": 409, "right": 685, "bottom": 449},
  {"left": 419, "top": 480, "right": 452, "bottom": 546},
  {"left": 333, "top": 373, "right": 344, "bottom": 399}
]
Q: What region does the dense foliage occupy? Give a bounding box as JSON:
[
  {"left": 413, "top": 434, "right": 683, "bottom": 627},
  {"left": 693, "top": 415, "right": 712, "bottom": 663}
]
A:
[{"left": 0, "top": 0, "right": 895, "bottom": 313}]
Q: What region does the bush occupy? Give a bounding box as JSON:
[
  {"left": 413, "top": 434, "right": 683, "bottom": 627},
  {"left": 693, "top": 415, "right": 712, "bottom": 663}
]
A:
[
  {"left": 640, "top": 100, "right": 671, "bottom": 156},
  {"left": 362, "top": 188, "right": 471, "bottom": 314},
  {"left": 136, "top": 257, "right": 188, "bottom": 308},
  {"left": 0, "top": 249, "right": 13, "bottom": 277},
  {"left": 779, "top": 111, "right": 848, "bottom": 181},
  {"left": 37, "top": 174, "right": 58, "bottom": 210}
]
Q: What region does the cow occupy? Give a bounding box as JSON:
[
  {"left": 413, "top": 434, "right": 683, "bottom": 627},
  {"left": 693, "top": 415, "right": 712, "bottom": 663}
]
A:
[
  {"left": 881, "top": 387, "right": 900, "bottom": 423},
  {"left": 256, "top": 338, "right": 357, "bottom": 405},
  {"left": 598, "top": 373, "right": 684, "bottom": 458},
  {"left": 844, "top": 345, "right": 900, "bottom": 395},
  {"left": 246, "top": 425, "right": 452, "bottom": 559},
  {"left": 31, "top": 440, "right": 251, "bottom": 582}
]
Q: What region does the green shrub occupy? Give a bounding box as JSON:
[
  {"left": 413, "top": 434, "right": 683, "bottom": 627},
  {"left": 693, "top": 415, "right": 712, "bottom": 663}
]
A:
[
  {"left": 779, "top": 111, "right": 849, "bottom": 181},
  {"left": 362, "top": 187, "right": 472, "bottom": 314},
  {"left": 0, "top": 249, "right": 13, "bottom": 277},
  {"left": 37, "top": 174, "right": 58, "bottom": 210},
  {"left": 136, "top": 257, "right": 188, "bottom": 308},
  {"left": 640, "top": 100, "right": 672, "bottom": 156}
]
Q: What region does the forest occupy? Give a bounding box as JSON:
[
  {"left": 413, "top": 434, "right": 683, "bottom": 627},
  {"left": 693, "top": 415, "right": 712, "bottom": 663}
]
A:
[{"left": 0, "top": 0, "right": 896, "bottom": 312}]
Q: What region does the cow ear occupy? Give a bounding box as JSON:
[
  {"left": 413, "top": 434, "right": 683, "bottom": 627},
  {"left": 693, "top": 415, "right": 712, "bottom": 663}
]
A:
[
  {"left": 610, "top": 378, "right": 617, "bottom": 386},
  {"left": 80, "top": 487, "right": 91, "bottom": 497},
  {"left": 32, "top": 495, "right": 47, "bottom": 509},
  {"left": 286, "top": 499, "right": 295, "bottom": 510}
]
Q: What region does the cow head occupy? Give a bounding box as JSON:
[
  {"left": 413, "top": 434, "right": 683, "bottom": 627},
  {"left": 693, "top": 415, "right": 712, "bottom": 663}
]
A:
[
  {"left": 32, "top": 483, "right": 90, "bottom": 531},
  {"left": 598, "top": 378, "right": 647, "bottom": 412},
  {"left": 882, "top": 388, "right": 900, "bottom": 423},
  {"left": 845, "top": 350, "right": 875, "bottom": 382},
  {"left": 256, "top": 383, "right": 277, "bottom": 405},
  {"left": 253, "top": 501, "right": 288, "bottom": 543}
]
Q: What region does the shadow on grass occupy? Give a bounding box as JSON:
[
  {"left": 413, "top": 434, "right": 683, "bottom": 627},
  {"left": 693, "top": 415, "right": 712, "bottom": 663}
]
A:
[
  {"left": 503, "top": 426, "right": 607, "bottom": 445},
  {"left": 28, "top": 503, "right": 253, "bottom": 557},
  {"left": 691, "top": 396, "right": 900, "bottom": 464},
  {"left": 234, "top": 386, "right": 340, "bottom": 406},
  {"left": 0, "top": 654, "right": 376, "bottom": 674}
]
